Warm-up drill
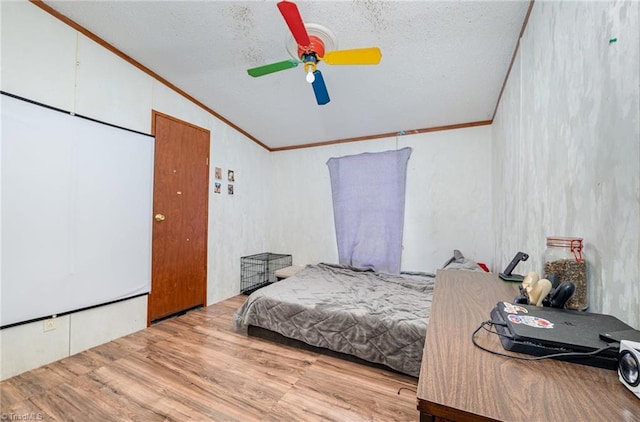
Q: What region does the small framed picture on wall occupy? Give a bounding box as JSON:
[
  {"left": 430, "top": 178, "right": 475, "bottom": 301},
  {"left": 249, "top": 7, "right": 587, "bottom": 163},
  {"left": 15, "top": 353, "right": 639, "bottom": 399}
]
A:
[
  {"left": 228, "top": 169, "right": 235, "bottom": 182},
  {"left": 214, "top": 182, "right": 221, "bottom": 193},
  {"left": 214, "top": 167, "right": 222, "bottom": 180},
  {"left": 228, "top": 184, "right": 234, "bottom": 195}
]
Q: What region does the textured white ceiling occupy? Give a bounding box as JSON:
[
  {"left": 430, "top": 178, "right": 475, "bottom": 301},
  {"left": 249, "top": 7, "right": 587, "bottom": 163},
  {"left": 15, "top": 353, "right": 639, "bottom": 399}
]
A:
[{"left": 44, "top": 0, "right": 531, "bottom": 149}]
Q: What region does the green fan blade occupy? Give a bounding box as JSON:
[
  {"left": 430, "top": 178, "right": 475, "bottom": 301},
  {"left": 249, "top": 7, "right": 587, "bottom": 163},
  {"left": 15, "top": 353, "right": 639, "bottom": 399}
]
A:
[{"left": 247, "top": 59, "right": 299, "bottom": 77}]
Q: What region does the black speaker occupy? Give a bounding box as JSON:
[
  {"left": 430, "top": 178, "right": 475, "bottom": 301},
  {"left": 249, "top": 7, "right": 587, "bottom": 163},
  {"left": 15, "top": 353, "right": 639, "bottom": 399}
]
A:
[{"left": 619, "top": 340, "right": 640, "bottom": 399}]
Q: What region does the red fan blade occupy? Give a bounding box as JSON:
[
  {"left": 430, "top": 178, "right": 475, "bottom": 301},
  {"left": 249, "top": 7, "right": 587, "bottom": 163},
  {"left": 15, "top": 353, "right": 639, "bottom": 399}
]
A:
[{"left": 277, "top": 1, "right": 310, "bottom": 48}]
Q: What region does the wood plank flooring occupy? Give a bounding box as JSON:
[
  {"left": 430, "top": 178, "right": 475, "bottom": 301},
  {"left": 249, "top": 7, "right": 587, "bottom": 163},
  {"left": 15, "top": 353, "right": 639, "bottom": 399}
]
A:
[{"left": 0, "top": 296, "right": 419, "bottom": 421}]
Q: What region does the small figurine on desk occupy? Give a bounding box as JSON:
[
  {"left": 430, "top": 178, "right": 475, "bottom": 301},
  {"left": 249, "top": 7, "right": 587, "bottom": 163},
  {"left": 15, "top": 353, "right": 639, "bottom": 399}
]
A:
[{"left": 514, "top": 271, "right": 575, "bottom": 308}]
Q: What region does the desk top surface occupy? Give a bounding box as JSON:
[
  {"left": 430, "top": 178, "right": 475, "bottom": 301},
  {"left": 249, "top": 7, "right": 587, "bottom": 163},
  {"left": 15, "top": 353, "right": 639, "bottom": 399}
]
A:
[{"left": 416, "top": 270, "right": 640, "bottom": 422}]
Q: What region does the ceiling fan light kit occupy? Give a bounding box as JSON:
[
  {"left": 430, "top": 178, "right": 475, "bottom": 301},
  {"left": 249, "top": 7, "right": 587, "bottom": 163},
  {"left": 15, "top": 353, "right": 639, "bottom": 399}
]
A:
[{"left": 247, "top": 0, "right": 382, "bottom": 106}]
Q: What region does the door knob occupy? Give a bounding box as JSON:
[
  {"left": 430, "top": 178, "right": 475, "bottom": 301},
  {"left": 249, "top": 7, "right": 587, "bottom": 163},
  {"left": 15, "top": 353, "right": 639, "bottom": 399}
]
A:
[{"left": 154, "top": 213, "right": 166, "bottom": 222}]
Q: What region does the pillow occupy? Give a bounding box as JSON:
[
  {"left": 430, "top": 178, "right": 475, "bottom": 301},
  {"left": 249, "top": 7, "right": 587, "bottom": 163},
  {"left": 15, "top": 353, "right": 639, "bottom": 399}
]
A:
[{"left": 442, "top": 249, "right": 485, "bottom": 272}]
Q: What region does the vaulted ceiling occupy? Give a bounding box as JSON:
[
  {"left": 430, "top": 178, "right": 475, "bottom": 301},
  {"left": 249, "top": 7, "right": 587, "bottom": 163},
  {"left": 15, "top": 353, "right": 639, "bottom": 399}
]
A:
[{"left": 43, "top": 0, "right": 532, "bottom": 150}]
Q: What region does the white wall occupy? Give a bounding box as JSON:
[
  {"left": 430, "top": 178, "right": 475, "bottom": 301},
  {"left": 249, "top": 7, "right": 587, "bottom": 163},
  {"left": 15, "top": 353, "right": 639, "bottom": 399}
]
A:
[
  {"left": 268, "top": 125, "right": 494, "bottom": 273},
  {"left": 0, "top": 0, "right": 270, "bottom": 380},
  {"left": 493, "top": 0, "right": 640, "bottom": 327}
]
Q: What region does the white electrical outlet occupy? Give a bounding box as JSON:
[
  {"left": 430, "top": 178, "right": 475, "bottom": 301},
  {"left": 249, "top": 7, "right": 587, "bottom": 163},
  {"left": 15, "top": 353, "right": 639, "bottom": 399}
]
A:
[{"left": 43, "top": 317, "right": 57, "bottom": 332}]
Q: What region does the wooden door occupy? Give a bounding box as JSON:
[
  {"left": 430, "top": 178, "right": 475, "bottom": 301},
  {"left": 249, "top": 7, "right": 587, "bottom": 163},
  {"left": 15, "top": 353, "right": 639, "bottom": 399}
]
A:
[{"left": 148, "top": 111, "right": 210, "bottom": 323}]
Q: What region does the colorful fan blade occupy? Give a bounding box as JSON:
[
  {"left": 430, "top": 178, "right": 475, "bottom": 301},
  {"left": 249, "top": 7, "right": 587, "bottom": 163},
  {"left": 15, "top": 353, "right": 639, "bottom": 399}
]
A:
[
  {"left": 277, "top": 1, "right": 311, "bottom": 48},
  {"left": 323, "top": 47, "right": 382, "bottom": 65},
  {"left": 311, "top": 70, "right": 330, "bottom": 105},
  {"left": 247, "top": 59, "right": 299, "bottom": 77}
]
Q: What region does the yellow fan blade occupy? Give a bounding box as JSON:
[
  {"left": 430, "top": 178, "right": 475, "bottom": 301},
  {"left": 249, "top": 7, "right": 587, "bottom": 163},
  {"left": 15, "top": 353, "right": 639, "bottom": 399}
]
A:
[{"left": 322, "top": 47, "right": 382, "bottom": 65}]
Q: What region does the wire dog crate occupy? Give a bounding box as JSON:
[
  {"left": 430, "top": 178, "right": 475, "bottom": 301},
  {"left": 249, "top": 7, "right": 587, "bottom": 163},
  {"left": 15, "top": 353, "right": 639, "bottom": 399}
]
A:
[{"left": 241, "top": 252, "right": 292, "bottom": 295}]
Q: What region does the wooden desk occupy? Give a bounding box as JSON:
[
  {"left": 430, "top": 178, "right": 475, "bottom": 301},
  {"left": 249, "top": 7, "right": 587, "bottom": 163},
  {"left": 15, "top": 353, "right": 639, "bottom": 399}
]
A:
[{"left": 416, "top": 270, "right": 640, "bottom": 422}]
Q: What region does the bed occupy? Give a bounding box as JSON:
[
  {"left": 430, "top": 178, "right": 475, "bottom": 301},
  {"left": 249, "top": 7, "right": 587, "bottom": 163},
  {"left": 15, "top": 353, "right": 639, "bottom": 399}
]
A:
[{"left": 233, "top": 262, "right": 436, "bottom": 377}]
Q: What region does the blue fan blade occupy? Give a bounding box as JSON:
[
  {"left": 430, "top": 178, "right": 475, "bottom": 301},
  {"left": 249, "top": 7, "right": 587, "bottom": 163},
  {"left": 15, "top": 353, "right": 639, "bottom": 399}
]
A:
[{"left": 311, "top": 70, "right": 330, "bottom": 105}]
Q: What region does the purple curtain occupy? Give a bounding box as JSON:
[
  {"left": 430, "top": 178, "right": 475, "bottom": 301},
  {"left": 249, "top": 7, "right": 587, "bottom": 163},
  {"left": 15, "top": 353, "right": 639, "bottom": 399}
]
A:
[{"left": 326, "top": 147, "right": 411, "bottom": 274}]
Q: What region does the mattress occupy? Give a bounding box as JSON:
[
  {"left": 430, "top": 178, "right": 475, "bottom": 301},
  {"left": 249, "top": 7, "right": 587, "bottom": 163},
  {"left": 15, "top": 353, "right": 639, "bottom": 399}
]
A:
[{"left": 233, "top": 263, "right": 435, "bottom": 377}]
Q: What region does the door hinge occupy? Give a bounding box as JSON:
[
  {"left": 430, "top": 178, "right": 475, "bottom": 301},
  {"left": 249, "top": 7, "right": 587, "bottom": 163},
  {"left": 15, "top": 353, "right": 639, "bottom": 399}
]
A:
[{"left": 206, "top": 157, "right": 209, "bottom": 166}]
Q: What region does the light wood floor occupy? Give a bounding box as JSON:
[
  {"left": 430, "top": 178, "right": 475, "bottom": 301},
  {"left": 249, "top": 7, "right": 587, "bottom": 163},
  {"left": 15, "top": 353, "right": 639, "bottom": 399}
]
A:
[{"left": 0, "top": 296, "right": 419, "bottom": 421}]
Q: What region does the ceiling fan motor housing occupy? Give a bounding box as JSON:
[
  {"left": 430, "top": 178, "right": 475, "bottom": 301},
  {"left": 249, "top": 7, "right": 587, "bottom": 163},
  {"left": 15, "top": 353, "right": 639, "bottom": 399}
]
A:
[
  {"left": 286, "top": 23, "right": 337, "bottom": 61},
  {"left": 298, "top": 34, "right": 325, "bottom": 58}
]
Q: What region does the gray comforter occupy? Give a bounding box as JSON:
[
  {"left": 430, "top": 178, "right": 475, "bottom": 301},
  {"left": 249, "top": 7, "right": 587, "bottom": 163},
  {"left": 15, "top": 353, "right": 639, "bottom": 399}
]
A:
[{"left": 233, "top": 263, "right": 435, "bottom": 377}]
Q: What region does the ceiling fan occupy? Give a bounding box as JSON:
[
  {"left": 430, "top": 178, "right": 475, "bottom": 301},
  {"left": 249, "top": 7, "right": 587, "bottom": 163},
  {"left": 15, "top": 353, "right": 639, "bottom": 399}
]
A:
[{"left": 247, "top": 0, "right": 382, "bottom": 105}]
